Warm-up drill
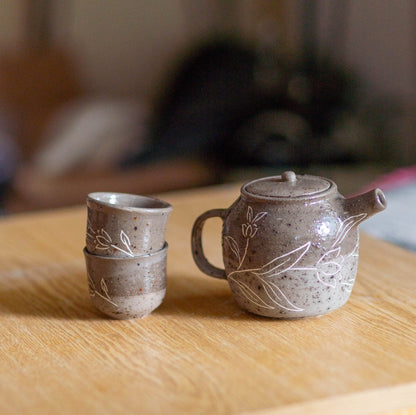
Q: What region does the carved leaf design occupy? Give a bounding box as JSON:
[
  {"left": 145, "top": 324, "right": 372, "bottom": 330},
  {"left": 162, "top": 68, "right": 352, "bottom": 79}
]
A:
[
  {"left": 247, "top": 206, "right": 253, "bottom": 222},
  {"left": 226, "top": 206, "right": 305, "bottom": 313},
  {"left": 317, "top": 247, "right": 343, "bottom": 276},
  {"left": 333, "top": 213, "right": 367, "bottom": 247},
  {"left": 257, "top": 242, "right": 311, "bottom": 278},
  {"left": 101, "top": 278, "right": 110, "bottom": 298},
  {"left": 241, "top": 224, "right": 248, "bottom": 238},
  {"left": 315, "top": 271, "right": 337, "bottom": 288},
  {"left": 244, "top": 224, "right": 253, "bottom": 238},
  {"left": 102, "top": 229, "right": 111, "bottom": 240},
  {"left": 262, "top": 280, "right": 303, "bottom": 311},
  {"left": 315, "top": 247, "right": 343, "bottom": 287},
  {"left": 320, "top": 247, "right": 341, "bottom": 261},
  {"left": 95, "top": 229, "right": 112, "bottom": 249},
  {"left": 230, "top": 277, "right": 274, "bottom": 310},
  {"left": 86, "top": 221, "right": 96, "bottom": 240},
  {"left": 87, "top": 274, "right": 96, "bottom": 296},
  {"left": 253, "top": 211, "right": 267, "bottom": 223},
  {"left": 224, "top": 236, "right": 240, "bottom": 262},
  {"left": 96, "top": 236, "right": 111, "bottom": 249},
  {"left": 319, "top": 261, "right": 342, "bottom": 277},
  {"left": 120, "top": 230, "right": 133, "bottom": 255}
]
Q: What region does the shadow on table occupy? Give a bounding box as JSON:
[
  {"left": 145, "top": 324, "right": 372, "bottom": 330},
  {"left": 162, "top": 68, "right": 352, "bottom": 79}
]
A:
[
  {"left": 0, "top": 266, "right": 284, "bottom": 322},
  {"left": 155, "top": 273, "right": 274, "bottom": 321},
  {"left": 0, "top": 264, "right": 103, "bottom": 321}
]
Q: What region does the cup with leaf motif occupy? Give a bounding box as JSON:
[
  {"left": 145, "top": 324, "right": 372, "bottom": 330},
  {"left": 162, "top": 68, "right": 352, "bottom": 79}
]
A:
[
  {"left": 84, "top": 243, "right": 168, "bottom": 319},
  {"left": 86, "top": 192, "right": 172, "bottom": 258}
]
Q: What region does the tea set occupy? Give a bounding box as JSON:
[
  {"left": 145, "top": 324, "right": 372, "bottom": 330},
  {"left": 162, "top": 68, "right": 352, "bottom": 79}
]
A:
[{"left": 84, "top": 171, "right": 387, "bottom": 319}]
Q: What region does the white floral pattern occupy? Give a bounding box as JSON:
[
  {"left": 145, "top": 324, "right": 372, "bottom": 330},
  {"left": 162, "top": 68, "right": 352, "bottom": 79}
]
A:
[
  {"left": 225, "top": 206, "right": 268, "bottom": 271},
  {"left": 87, "top": 224, "right": 134, "bottom": 257},
  {"left": 88, "top": 274, "right": 118, "bottom": 307},
  {"left": 226, "top": 207, "right": 367, "bottom": 312}
]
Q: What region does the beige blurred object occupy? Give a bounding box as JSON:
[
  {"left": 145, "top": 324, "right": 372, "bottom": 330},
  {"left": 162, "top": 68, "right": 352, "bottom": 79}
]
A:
[
  {"left": 32, "top": 98, "right": 148, "bottom": 177},
  {"left": 6, "top": 158, "right": 216, "bottom": 212},
  {"left": 0, "top": 47, "right": 82, "bottom": 160}
]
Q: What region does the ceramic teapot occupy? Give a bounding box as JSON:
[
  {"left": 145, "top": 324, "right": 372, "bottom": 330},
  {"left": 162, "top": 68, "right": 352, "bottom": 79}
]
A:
[{"left": 191, "top": 171, "right": 387, "bottom": 318}]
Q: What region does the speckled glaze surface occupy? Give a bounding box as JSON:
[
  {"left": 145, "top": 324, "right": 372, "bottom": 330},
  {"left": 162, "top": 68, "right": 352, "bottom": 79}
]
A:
[
  {"left": 192, "top": 171, "right": 387, "bottom": 318},
  {"left": 84, "top": 243, "right": 168, "bottom": 319},
  {"left": 86, "top": 192, "right": 172, "bottom": 258}
]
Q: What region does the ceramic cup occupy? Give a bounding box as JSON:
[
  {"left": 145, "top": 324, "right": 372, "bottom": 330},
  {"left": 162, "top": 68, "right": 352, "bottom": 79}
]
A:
[
  {"left": 86, "top": 192, "right": 172, "bottom": 258},
  {"left": 84, "top": 242, "right": 168, "bottom": 319}
]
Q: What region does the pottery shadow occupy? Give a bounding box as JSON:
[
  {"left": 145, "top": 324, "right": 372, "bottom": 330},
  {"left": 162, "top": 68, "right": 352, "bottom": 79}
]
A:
[
  {"left": 155, "top": 273, "right": 271, "bottom": 321},
  {"left": 0, "top": 266, "right": 103, "bottom": 321},
  {"left": 1, "top": 266, "right": 283, "bottom": 322}
]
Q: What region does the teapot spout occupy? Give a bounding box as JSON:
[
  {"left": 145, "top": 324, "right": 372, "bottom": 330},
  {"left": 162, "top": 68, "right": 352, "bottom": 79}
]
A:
[{"left": 343, "top": 188, "right": 387, "bottom": 220}]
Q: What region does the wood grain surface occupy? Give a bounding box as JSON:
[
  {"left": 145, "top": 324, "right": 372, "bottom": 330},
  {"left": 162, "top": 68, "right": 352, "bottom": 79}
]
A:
[{"left": 0, "top": 184, "right": 415, "bottom": 415}]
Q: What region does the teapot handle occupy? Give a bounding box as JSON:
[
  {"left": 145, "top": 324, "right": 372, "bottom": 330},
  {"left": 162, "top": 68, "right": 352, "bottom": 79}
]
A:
[{"left": 191, "top": 209, "right": 227, "bottom": 279}]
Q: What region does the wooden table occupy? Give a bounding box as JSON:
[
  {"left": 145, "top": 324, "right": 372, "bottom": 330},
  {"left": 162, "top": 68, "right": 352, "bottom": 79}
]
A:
[{"left": 1, "top": 184, "right": 415, "bottom": 415}]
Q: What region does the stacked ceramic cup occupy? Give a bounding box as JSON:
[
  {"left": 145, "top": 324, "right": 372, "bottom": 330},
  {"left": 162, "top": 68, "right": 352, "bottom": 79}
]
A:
[{"left": 84, "top": 192, "right": 172, "bottom": 319}]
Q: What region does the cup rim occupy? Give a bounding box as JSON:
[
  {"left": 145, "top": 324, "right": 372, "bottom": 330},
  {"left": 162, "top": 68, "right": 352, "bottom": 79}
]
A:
[
  {"left": 83, "top": 242, "right": 168, "bottom": 261},
  {"left": 87, "top": 192, "right": 173, "bottom": 214}
]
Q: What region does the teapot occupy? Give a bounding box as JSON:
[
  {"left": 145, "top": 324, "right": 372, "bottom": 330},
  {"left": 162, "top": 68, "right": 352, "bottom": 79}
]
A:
[{"left": 191, "top": 171, "right": 387, "bottom": 318}]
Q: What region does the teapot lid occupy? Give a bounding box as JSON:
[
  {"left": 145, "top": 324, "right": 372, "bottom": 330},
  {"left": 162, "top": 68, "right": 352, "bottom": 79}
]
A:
[{"left": 242, "top": 171, "right": 336, "bottom": 200}]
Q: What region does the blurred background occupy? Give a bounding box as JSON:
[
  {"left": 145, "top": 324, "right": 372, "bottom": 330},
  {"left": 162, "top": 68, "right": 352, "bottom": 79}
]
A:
[{"left": 0, "top": 0, "right": 415, "bottom": 214}]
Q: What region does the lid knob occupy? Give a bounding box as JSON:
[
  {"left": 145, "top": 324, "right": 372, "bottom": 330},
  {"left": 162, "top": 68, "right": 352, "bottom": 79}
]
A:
[{"left": 281, "top": 171, "right": 296, "bottom": 182}]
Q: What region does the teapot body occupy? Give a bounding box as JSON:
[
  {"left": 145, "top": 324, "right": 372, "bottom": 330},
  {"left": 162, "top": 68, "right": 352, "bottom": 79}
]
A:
[
  {"left": 222, "top": 194, "right": 360, "bottom": 318},
  {"left": 191, "top": 171, "right": 386, "bottom": 319}
]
